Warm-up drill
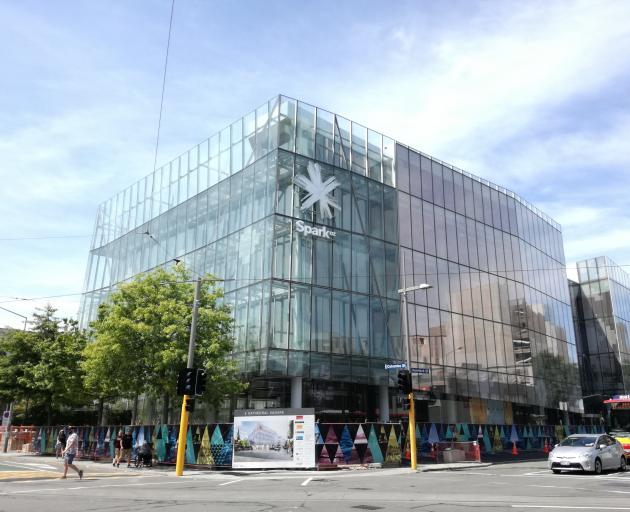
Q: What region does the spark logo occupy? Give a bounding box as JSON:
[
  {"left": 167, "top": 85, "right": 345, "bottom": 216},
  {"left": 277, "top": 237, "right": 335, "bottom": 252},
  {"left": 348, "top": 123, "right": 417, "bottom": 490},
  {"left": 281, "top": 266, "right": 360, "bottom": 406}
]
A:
[{"left": 294, "top": 162, "right": 340, "bottom": 220}]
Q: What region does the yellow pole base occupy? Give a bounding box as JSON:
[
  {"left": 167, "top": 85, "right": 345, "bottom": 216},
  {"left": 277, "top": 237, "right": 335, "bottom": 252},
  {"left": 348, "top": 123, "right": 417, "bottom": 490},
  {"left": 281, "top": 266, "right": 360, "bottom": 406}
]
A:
[
  {"left": 408, "top": 392, "right": 417, "bottom": 470},
  {"left": 175, "top": 395, "right": 189, "bottom": 476}
]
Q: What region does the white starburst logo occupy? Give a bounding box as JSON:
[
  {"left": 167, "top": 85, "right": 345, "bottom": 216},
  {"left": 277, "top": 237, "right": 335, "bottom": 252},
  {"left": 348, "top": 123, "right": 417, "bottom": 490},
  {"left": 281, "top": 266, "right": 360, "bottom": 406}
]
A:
[{"left": 294, "top": 162, "right": 341, "bottom": 220}]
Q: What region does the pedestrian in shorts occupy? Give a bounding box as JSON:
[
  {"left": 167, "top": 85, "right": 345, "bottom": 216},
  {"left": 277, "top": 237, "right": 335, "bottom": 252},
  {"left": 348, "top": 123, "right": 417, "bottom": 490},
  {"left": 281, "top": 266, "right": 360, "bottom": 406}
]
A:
[{"left": 61, "top": 426, "right": 83, "bottom": 480}]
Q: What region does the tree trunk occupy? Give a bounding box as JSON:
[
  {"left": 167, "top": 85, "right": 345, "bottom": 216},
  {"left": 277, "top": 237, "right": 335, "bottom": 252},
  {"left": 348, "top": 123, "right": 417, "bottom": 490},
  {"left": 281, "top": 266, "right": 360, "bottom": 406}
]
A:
[
  {"left": 97, "top": 398, "right": 105, "bottom": 426},
  {"left": 46, "top": 400, "right": 52, "bottom": 426},
  {"left": 131, "top": 395, "right": 139, "bottom": 425},
  {"left": 161, "top": 393, "right": 170, "bottom": 424}
]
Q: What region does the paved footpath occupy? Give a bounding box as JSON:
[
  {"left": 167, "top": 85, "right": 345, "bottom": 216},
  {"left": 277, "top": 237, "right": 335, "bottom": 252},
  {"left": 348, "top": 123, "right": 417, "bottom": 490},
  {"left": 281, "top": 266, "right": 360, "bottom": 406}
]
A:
[{"left": 0, "top": 452, "right": 153, "bottom": 482}]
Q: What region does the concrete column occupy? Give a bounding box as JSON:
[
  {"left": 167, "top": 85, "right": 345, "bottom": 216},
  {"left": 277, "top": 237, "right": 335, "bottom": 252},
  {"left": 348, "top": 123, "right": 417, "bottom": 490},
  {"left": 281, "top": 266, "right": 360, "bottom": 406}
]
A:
[
  {"left": 379, "top": 384, "right": 390, "bottom": 423},
  {"left": 290, "top": 377, "right": 303, "bottom": 408}
]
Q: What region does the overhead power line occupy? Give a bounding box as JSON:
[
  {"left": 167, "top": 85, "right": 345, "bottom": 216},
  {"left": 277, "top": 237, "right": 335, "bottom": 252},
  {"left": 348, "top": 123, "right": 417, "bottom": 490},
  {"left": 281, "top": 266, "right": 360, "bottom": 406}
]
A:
[{"left": 152, "top": 0, "right": 175, "bottom": 173}]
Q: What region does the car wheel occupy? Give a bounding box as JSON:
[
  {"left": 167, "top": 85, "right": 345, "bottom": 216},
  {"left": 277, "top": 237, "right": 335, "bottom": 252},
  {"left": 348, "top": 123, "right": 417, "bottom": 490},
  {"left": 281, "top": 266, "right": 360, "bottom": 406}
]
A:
[
  {"left": 552, "top": 469, "right": 561, "bottom": 474},
  {"left": 594, "top": 458, "right": 602, "bottom": 474},
  {"left": 620, "top": 457, "right": 627, "bottom": 472}
]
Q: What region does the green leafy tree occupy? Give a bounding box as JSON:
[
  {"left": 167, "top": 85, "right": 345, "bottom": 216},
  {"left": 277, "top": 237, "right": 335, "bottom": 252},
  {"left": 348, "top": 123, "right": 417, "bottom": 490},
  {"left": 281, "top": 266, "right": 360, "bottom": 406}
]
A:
[
  {"left": 0, "top": 306, "right": 88, "bottom": 424},
  {"left": 85, "top": 265, "right": 244, "bottom": 423}
]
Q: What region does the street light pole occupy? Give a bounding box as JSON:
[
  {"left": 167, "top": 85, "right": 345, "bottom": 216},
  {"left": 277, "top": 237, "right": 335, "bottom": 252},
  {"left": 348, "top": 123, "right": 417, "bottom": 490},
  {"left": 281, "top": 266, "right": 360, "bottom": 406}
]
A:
[{"left": 398, "top": 257, "right": 432, "bottom": 472}]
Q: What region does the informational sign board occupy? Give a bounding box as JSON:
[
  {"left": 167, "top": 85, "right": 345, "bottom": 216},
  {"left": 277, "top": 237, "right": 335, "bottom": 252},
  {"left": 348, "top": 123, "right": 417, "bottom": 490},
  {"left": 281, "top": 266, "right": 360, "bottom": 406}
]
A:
[
  {"left": 232, "top": 408, "right": 316, "bottom": 469},
  {"left": 411, "top": 368, "right": 430, "bottom": 374},
  {"left": 1, "top": 410, "right": 10, "bottom": 428}
]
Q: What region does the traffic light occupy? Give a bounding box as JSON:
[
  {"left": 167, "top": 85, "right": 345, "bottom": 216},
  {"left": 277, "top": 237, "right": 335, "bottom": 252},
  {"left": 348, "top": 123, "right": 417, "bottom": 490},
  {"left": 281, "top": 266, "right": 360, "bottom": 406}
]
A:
[
  {"left": 194, "top": 369, "right": 206, "bottom": 396},
  {"left": 177, "top": 368, "right": 197, "bottom": 396},
  {"left": 397, "top": 369, "right": 412, "bottom": 394},
  {"left": 185, "top": 396, "right": 195, "bottom": 412},
  {"left": 402, "top": 396, "right": 412, "bottom": 410}
]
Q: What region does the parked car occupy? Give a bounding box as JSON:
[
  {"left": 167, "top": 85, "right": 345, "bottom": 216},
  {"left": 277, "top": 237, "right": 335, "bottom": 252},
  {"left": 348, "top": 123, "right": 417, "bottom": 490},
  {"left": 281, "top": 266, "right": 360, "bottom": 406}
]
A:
[{"left": 549, "top": 434, "right": 626, "bottom": 474}]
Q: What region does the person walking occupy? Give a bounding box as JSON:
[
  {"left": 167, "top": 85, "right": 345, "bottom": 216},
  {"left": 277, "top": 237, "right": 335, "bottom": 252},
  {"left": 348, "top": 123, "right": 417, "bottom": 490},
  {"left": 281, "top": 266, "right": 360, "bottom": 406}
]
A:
[
  {"left": 61, "top": 426, "right": 83, "bottom": 480},
  {"left": 55, "top": 428, "right": 66, "bottom": 459},
  {"left": 113, "top": 431, "right": 123, "bottom": 467},
  {"left": 121, "top": 429, "right": 133, "bottom": 468}
]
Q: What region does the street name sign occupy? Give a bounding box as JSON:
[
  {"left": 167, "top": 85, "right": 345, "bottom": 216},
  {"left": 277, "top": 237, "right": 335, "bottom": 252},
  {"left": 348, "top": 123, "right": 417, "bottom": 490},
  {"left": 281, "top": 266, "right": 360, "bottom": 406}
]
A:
[{"left": 384, "top": 363, "right": 407, "bottom": 370}]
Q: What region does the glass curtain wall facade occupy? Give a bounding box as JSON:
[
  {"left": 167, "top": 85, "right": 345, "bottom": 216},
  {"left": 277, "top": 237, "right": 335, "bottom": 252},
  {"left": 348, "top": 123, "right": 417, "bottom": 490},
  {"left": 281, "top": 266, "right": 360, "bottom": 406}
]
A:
[
  {"left": 570, "top": 257, "right": 630, "bottom": 399},
  {"left": 80, "top": 94, "right": 581, "bottom": 424},
  {"left": 396, "top": 146, "right": 580, "bottom": 424}
]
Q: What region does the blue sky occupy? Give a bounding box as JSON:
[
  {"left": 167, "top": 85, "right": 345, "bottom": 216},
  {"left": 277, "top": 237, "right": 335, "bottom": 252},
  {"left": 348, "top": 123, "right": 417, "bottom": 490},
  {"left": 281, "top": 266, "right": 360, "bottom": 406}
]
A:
[{"left": 1, "top": 0, "right": 629, "bottom": 328}]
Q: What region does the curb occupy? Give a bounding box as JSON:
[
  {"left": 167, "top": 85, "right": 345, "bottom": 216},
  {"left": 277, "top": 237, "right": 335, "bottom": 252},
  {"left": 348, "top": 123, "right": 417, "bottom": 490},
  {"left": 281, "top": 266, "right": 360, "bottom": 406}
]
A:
[{"left": 418, "top": 462, "right": 493, "bottom": 472}]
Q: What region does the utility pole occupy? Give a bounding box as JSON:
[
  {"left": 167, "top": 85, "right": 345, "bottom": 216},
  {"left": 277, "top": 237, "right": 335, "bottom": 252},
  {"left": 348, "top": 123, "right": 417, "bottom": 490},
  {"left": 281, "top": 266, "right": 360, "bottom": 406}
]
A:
[{"left": 175, "top": 277, "right": 201, "bottom": 477}]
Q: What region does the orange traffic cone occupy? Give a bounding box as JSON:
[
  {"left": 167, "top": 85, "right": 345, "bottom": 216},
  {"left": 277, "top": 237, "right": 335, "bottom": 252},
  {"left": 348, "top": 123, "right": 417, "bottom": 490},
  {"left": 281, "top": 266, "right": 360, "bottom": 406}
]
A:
[
  {"left": 404, "top": 444, "right": 411, "bottom": 461},
  {"left": 543, "top": 439, "right": 549, "bottom": 454},
  {"left": 473, "top": 441, "right": 481, "bottom": 461},
  {"left": 512, "top": 441, "right": 518, "bottom": 456}
]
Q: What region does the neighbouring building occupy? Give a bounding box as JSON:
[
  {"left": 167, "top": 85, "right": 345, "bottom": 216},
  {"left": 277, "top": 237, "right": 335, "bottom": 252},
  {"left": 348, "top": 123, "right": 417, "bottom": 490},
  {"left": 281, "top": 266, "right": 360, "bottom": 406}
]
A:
[
  {"left": 79, "top": 95, "right": 582, "bottom": 424},
  {"left": 570, "top": 257, "right": 630, "bottom": 407}
]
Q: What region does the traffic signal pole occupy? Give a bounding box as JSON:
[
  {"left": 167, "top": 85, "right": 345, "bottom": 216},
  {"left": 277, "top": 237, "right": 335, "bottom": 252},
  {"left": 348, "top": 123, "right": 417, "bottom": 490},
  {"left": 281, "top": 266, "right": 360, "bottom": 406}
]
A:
[
  {"left": 175, "top": 277, "right": 202, "bottom": 477},
  {"left": 400, "top": 258, "right": 417, "bottom": 471}
]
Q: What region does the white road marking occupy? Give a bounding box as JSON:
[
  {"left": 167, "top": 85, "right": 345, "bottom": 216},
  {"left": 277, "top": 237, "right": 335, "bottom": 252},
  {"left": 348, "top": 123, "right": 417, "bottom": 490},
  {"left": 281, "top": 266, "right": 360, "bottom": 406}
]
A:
[
  {"left": 14, "top": 463, "right": 57, "bottom": 470},
  {"left": 611, "top": 491, "right": 630, "bottom": 494},
  {"left": 218, "top": 479, "right": 242, "bottom": 486},
  {"left": 0, "top": 481, "right": 180, "bottom": 495},
  {"left": 5, "top": 488, "right": 61, "bottom": 494},
  {"left": 446, "top": 471, "right": 496, "bottom": 475},
  {"left": 511, "top": 506, "right": 630, "bottom": 510},
  {"left": 0, "top": 461, "right": 58, "bottom": 472},
  {"left": 301, "top": 477, "right": 313, "bottom": 486}
]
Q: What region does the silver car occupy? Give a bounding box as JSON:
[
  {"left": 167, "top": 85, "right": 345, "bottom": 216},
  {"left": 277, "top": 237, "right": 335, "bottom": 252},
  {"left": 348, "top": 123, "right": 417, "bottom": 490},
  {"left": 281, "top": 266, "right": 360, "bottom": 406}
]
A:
[{"left": 549, "top": 434, "right": 627, "bottom": 474}]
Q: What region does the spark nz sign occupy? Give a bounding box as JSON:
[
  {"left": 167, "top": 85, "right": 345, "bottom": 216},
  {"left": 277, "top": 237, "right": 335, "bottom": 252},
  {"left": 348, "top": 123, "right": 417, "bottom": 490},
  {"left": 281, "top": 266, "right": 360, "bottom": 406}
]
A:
[
  {"left": 295, "top": 220, "right": 336, "bottom": 239},
  {"left": 293, "top": 162, "right": 339, "bottom": 239}
]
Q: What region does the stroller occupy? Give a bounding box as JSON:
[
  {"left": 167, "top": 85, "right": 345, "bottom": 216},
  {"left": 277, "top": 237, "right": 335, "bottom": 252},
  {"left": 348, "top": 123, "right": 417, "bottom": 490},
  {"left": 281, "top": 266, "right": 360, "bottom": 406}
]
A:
[{"left": 134, "top": 442, "right": 153, "bottom": 468}]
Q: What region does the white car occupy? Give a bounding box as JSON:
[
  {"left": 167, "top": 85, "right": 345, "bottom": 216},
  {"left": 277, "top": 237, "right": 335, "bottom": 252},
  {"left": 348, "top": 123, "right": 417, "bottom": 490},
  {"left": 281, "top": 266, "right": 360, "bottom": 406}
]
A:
[{"left": 549, "top": 434, "right": 626, "bottom": 474}]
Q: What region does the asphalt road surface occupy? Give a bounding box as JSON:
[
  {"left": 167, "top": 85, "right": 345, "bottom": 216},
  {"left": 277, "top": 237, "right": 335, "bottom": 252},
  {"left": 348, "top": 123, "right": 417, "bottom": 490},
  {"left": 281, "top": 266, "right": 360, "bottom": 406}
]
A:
[{"left": 2, "top": 458, "right": 630, "bottom": 511}]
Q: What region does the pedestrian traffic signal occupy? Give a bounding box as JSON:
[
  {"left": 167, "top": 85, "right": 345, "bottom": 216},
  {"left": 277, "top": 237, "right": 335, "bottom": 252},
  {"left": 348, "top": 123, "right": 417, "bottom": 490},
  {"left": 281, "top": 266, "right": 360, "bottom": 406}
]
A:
[
  {"left": 397, "top": 369, "right": 412, "bottom": 394},
  {"left": 194, "top": 369, "right": 206, "bottom": 396},
  {"left": 185, "top": 396, "right": 195, "bottom": 412},
  {"left": 177, "top": 368, "right": 197, "bottom": 396},
  {"left": 402, "top": 396, "right": 412, "bottom": 410}
]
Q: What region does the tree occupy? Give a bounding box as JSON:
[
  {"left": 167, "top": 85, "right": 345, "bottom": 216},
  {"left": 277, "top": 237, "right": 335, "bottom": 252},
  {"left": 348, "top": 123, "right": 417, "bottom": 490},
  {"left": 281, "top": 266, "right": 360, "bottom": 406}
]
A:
[
  {"left": 85, "top": 265, "right": 244, "bottom": 423},
  {"left": 0, "top": 305, "right": 88, "bottom": 424}
]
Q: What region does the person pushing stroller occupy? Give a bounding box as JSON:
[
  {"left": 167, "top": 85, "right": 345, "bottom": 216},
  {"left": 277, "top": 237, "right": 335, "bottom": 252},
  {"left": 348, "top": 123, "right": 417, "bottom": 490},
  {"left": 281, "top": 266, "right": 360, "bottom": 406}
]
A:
[{"left": 135, "top": 441, "right": 153, "bottom": 468}]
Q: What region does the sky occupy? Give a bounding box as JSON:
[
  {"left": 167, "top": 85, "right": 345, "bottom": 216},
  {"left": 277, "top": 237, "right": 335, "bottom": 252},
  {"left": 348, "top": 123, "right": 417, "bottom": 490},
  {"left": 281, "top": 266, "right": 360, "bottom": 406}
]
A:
[{"left": 1, "top": 0, "right": 629, "bottom": 328}]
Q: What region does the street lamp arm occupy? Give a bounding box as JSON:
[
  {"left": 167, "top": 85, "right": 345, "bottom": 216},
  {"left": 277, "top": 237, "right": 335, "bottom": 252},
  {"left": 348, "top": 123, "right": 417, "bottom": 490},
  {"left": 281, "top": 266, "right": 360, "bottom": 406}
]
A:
[{"left": 397, "top": 283, "right": 432, "bottom": 294}]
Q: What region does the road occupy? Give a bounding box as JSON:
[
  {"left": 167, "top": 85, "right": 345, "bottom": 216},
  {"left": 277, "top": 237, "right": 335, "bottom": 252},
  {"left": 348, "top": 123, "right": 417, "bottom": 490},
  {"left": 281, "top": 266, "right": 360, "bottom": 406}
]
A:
[{"left": 2, "top": 457, "right": 630, "bottom": 511}]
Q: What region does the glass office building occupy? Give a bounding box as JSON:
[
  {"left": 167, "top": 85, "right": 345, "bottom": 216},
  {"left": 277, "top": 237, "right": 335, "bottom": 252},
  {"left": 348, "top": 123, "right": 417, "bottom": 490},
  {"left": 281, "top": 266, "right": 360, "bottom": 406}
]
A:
[
  {"left": 80, "top": 95, "right": 581, "bottom": 424},
  {"left": 570, "top": 257, "right": 630, "bottom": 401}
]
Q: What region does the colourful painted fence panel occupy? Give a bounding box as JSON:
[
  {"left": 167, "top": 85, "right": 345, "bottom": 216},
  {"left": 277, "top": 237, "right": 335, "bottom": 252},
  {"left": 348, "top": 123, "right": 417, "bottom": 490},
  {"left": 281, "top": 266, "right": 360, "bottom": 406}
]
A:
[{"left": 29, "top": 421, "right": 604, "bottom": 468}]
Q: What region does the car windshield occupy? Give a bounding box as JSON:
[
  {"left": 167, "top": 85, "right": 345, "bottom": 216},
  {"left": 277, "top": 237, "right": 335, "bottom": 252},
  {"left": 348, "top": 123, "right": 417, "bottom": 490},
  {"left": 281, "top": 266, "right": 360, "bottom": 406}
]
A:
[{"left": 559, "top": 436, "right": 597, "bottom": 447}]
